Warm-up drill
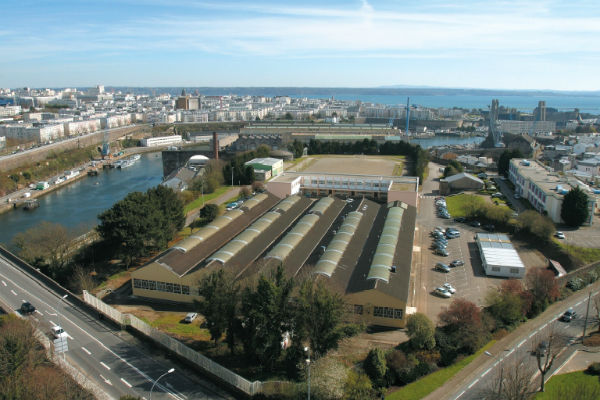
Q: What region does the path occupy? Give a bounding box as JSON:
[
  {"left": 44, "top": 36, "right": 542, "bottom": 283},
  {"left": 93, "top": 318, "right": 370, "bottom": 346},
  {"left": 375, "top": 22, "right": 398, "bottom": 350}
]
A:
[{"left": 184, "top": 186, "right": 241, "bottom": 226}]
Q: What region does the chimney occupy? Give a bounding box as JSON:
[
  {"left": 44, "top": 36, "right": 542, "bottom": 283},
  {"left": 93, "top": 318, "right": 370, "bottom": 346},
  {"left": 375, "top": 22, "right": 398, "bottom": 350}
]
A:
[{"left": 212, "top": 131, "right": 219, "bottom": 160}]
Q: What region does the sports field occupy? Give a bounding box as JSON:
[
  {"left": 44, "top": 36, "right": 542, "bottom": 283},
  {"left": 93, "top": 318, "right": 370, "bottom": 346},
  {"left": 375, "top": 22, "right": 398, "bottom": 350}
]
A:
[{"left": 300, "top": 155, "right": 401, "bottom": 175}]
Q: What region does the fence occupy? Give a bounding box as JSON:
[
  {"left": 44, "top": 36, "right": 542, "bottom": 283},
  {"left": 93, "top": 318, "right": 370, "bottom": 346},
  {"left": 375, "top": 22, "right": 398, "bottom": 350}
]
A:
[{"left": 83, "top": 291, "right": 262, "bottom": 396}]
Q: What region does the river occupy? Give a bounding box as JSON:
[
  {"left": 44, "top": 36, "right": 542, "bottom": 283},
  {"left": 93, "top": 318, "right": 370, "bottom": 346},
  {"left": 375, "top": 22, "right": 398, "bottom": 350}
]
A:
[
  {"left": 0, "top": 152, "right": 164, "bottom": 247},
  {"left": 410, "top": 135, "right": 485, "bottom": 149}
]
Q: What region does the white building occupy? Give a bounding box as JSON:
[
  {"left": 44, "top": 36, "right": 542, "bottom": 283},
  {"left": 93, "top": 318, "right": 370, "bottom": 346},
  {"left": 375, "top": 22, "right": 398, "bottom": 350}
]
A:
[
  {"left": 0, "top": 123, "right": 65, "bottom": 142},
  {"left": 141, "top": 135, "right": 182, "bottom": 147},
  {"left": 509, "top": 158, "right": 596, "bottom": 225},
  {"left": 0, "top": 105, "right": 21, "bottom": 117},
  {"left": 476, "top": 233, "right": 525, "bottom": 278},
  {"left": 64, "top": 119, "right": 101, "bottom": 136}
]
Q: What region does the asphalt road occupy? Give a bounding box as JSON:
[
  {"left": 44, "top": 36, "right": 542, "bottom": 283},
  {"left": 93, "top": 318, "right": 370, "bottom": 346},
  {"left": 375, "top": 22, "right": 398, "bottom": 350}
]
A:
[
  {"left": 0, "top": 254, "right": 234, "bottom": 400},
  {"left": 443, "top": 289, "right": 600, "bottom": 400}
]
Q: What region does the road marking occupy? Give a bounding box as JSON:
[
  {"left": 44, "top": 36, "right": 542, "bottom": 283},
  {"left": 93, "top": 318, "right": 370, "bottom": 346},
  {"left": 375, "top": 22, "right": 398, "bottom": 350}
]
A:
[
  {"left": 576, "top": 300, "right": 583, "bottom": 306},
  {"left": 1, "top": 280, "right": 5, "bottom": 286},
  {"left": 481, "top": 367, "right": 492, "bottom": 378},
  {"left": 455, "top": 390, "right": 465, "bottom": 399},
  {"left": 529, "top": 332, "right": 536, "bottom": 339},
  {"left": 81, "top": 347, "right": 91, "bottom": 355},
  {"left": 33, "top": 317, "right": 39, "bottom": 322},
  {"left": 45, "top": 310, "right": 57, "bottom": 316},
  {"left": 10, "top": 289, "right": 17, "bottom": 296},
  {"left": 0, "top": 267, "right": 185, "bottom": 400},
  {"left": 66, "top": 333, "right": 73, "bottom": 340},
  {"left": 541, "top": 323, "right": 548, "bottom": 330},
  {"left": 22, "top": 299, "right": 27, "bottom": 303},
  {"left": 518, "top": 339, "right": 526, "bottom": 348},
  {"left": 506, "top": 349, "right": 514, "bottom": 357},
  {"left": 120, "top": 378, "right": 132, "bottom": 388},
  {"left": 100, "top": 374, "right": 113, "bottom": 386},
  {"left": 35, "top": 310, "right": 42, "bottom": 316},
  {"left": 467, "top": 378, "right": 479, "bottom": 389},
  {"left": 100, "top": 361, "right": 111, "bottom": 370},
  {"left": 49, "top": 320, "right": 56, "bottom": 326}
]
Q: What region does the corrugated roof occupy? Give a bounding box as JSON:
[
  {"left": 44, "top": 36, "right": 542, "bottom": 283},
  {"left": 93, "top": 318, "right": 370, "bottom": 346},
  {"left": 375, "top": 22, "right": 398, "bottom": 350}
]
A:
[
  {"left": 366, "top": 207, "right": 404, "bottom": 283},
  {"left": 314, "top": 211, "right": 363, "bottom": 277},
  {"left": 476, "top": 233, "right": 525, "bottom": 269},
  {"left": 173, "top": 208, "right": 245, "bottom": 253}
]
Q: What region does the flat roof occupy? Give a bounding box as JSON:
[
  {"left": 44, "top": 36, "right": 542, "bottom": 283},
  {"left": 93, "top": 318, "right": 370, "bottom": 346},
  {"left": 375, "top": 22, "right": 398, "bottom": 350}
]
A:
[
  {"left": 476, "top": 233, "right": 525, "bottom": 269},
  {"left": 245, "top": 157, "right": 283, "bottom": 166}
]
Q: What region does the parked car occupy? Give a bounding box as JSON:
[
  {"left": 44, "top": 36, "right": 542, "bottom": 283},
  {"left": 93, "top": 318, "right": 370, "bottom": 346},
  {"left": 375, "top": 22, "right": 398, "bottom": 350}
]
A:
[
  {"left": 434, "top": 287, "right": 452, "bottom": 298},
  {"left": 435, "top": 263, "right": 451, "bottom": 273},
  {"left": 51, "top": 326, "right": 68, "bottom": 339},
  {"left": 470, "top": 220, "right": 481, "bottom": 227},
  {"left": 434, "top": 248, "right": 449, "bottom": 256},
  {"left": 434, "top": 226, "right": 445, "bottom": 233},
  {"left": 442, "top": 282, "right": 456, "bottom": 294},
  {"left": 20, "top": 302, "right": 36, "bottom": 314},
  {"left": 514, "top": 193, "right": 521, "bottom": 199},
  {"left": 483, "top": 224, "right": 496, "bottom": 232},
  {"left": 555, "top": 231, "right": 566, "bottom": 239},
  {"left": 184, "top": 313, "right": 198, "bottom": 323},
  {"left": 450, "top": 260, "right": 465, "bottom": 268},
  {"left": 560, "top": 308, "right": 576, "bottom": 322},
  {"left": 440, "top": 213, "right": 451, "bottom": 219},
  {"left": 454, "top": 217, "right": 466, "bottom": 223},
  {"left": 491, "top": 192, "right": 504, "bottom": 198},
  {"left": 446, "top": 231, "right": 460, "bottom": 239},
  {"left": 345, "top": 198, "right": 354, "bottom": 203}
]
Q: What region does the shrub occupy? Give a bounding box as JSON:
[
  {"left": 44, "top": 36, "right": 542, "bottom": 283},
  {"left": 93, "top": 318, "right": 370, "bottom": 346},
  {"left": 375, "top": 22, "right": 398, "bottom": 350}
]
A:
[
  {"left": 363, "top": 348, "right": 387, "bottom": 387},
  {"left": 566, "top": 277, "right": 584, "bottom": 291},
  {"left": 586, "top": 362, "right": 600, "bottom": 375}
]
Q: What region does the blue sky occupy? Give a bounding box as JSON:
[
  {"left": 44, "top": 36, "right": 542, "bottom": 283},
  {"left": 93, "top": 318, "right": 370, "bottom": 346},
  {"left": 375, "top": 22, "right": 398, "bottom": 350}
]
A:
[{"left": 1, "top": 0, "right": 599, "bottom": 90}]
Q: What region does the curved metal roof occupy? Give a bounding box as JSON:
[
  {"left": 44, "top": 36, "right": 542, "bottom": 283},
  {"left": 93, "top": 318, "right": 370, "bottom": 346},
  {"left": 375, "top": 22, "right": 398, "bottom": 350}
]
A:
[
  {"left": 241, "top": 193, "right": 268, "bottom": 210},
  {"left": 265, "top": 212, "right": 319, "bottom": 262},
  {"left": 309, "top": 196, "right": 334, "bottom": 216},
  {"left": 314, "top": 211, "right": 363, "bottom": 277},
  {"left": 208, "top": 196, "right": 297, "bottom": 264},
  {"left": 172, "top": 208, "right": 244, "bottom": 253},
  {"left": 366, "top": 207, "right": 404, "bottom": 283}
]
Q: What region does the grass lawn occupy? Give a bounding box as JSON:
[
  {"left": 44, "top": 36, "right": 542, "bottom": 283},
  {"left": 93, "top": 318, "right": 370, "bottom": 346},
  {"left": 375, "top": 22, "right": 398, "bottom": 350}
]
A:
[
  {"left": 445, "top": 193, "right": 486, "bottom": 218},
  {"left": 183, "top": 186, "right": 232, "bottom": 214},
  {"left": 534, "top": 370, "right": 600, "bottom": 399},
  {"left": 387, "top": 341, "right": 496, "bottom": 400},
  {"left": 393, "top": 162, "right": 404, "bottom": 176},
  {"left": 144, "top": 313, "right": 212, "bottom": 341},
  {"left": 556, "top": 242, "right": 600, "bottom": 264}
]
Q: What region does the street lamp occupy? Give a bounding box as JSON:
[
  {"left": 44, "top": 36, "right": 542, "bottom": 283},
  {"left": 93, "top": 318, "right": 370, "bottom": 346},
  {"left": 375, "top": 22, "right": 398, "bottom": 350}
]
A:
[
  {"left": 150, "top": 368, "right": 175, "bottom": 400},
  {"left": 304, "top": 347, "right": 311, "bottom": 400}
]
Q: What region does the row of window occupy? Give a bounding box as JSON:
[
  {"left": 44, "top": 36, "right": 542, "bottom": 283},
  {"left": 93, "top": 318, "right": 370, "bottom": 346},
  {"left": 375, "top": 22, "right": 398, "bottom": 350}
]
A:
[
  {"left": 308, "top": 179, "right": 388, "bottom": 188},
  {"left": 374, "top": 306, "right": 403, "bottom": 319},
  {"left": 490, "top": 266, "right": 521, "bottom": 274},
  {"left": 133, "top": 279, "right": 191, "bottom": 295}
]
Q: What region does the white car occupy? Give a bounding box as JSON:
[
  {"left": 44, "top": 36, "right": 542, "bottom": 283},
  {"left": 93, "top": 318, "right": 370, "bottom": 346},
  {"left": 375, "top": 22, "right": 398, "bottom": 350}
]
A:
[
  {"left": 434, "top": 287, "right": 452, "bottom": 298},
  {"left": 555, "top": 231, "right": 565, "bottom": 239},
  {"left": 51, "top": 326, "right": 68, "bottom": 339},
  {"left": 443, "top": 283, "right": 456, "bottom": 294}
]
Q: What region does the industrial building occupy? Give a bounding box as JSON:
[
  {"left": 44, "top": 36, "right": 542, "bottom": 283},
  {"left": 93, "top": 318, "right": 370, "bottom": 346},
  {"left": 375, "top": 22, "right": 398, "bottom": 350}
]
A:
[
  {"left": 476, "top": 233, "right": 525, "bottom": 278},
  {"left": 132, "top": 174, "right": 419, "bottom": 328},
  {"left": 244, "top": 157, "right": 283, "bottom": 180}
]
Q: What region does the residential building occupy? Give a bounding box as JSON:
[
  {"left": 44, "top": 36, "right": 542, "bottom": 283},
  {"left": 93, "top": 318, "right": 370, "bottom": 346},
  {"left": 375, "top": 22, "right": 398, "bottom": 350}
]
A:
[{"left": 141, "top": 135, "right": 182, "bottom": 147}]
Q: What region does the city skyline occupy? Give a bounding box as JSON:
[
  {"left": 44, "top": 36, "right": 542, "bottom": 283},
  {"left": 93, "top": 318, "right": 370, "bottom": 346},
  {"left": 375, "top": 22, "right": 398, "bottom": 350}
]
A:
[{"left": 2, "top": 0, "right": 600, "bottom": 91}]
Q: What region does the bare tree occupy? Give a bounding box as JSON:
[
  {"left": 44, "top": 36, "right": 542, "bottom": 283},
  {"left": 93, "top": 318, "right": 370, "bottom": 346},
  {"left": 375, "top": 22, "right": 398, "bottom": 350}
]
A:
[
  {"left": 534, "top": 330, "right": 569, "bottom": 392},
  {"left": 480, "top": 357, "right": 536, "bottom": 400}
]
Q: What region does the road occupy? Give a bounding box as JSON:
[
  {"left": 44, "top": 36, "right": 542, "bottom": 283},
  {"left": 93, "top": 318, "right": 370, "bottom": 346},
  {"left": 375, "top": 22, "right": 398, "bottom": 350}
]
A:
[
  {"left": 0, "top": 253, "right": 235, "bottom": 400},
  {"left": 423, "top": 283, "right": 600, "bottom": 400}
]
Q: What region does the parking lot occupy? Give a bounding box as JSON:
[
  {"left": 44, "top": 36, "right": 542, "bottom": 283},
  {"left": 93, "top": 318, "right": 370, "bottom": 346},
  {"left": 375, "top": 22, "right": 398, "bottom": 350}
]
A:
[{"left": 414, "top": 163, "right": 503, "bottom": 322}]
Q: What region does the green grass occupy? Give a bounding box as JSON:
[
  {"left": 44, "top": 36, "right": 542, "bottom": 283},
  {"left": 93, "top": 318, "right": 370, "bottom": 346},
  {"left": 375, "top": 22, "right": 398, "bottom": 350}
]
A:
[
  {"left": 183, "top": 186, "right": 232, "bottom": 214},
  {"left": 393, "top": 162, "right": 404, "bottom": 176},
  {"left": 534, "top": 370, "right": 600, "bottom": 399},
  {"left": 387, "top": 341, "right": 496, "bottom": 400},
  {"left": 445, "top": 193, "right": 486, "bottom": 218},
  {"left": 557, "top": 242, "right": 600, "bottom": 264},
  {"left": 148, "top": 313, "right": 212, "bottom": 340}
]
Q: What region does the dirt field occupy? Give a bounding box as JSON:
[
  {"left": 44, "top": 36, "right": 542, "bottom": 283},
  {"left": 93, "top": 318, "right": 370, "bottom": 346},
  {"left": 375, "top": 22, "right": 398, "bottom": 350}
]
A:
[{"left": 300, "top": 155, "right": 400, "bottom": 175}]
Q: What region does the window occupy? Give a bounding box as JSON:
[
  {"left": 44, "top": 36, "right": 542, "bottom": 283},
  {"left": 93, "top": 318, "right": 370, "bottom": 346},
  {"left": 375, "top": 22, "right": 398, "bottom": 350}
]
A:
[
  {"left": 394, "top": 309, "right": 403, "bottom": 319},
  {"left": 510, "top": 268, "right": 520, "bottom": 274},
  {"left": 373, "top": 306, "right": 401, "bottom": 319},
  {"left": 182, "top": 285, "right": 190, "bottom": 295},
  {"left": 492, "top": 266, "right": 501, "bottom": 272},
  {"left": 354, "top": 305, "right": 363, "bottom": 315},
  {"left": 133, "top": 279, "right": 141, "bottom": 288}
]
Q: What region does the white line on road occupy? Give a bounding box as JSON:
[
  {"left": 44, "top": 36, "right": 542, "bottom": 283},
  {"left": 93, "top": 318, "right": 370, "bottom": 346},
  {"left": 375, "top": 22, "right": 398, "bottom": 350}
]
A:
[
  {"left": 22, "top": 299, "right": 26, "bottom": 303},
  {"left": 66, "top": 333, "right": 73, "bottom": 340},
  {"left": 45, "top": 311, "right": 57, "bottom": 316},
  {"left": 99, "top": 375, "right": 113, "bottom": 386},
  {"left": 10, "top": 289, "right": 17, "bottom": 296},
  {"left": 541, "top": 323, "right": 548, "bottom": 330},
  {"left": 120, "top": 378, "right": 132, "bottom": 388},
  {"left": 506, "top": 348, "right": 514, "bottom": 357},
  {"left": 576, "top": 300, "right": 583, "bottom": 306},
  {"left": 481, "top": 367, "right": 492, "bottom": 378},
  {"left": 81, "top": 347, "right": 91, "bottom": 355},
  {"left": 33, "top": 317, "right": 39, "bottom": 323},
  {"left": 35, "top": 310, "right": 42, "bottom": 316},
  {"left": 49, "top": 320, "right": 56, "bottom": 326},
  {"left": 529, "top": 332, "right": 536, "bottom": 339},
  {"left": 455, "top": 390, "right": 465, "bottom": 400},
  {"left": 1, "top": 280, "right": 6, "bottom": 286},
  {"left": 100, "top": 361, "right": 111, "bottom": 370},
  {"left": 518, "top": 339, "right": 526, "bottom": 348},
  {"left": 467, "top": 378, "right": 479, "bottom": 389}
]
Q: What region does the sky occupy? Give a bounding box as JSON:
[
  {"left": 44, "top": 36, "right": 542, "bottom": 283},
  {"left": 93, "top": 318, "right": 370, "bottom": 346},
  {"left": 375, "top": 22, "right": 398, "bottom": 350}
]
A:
[{"left": 1, "top": 0, "right": 600, "bottom": 90}]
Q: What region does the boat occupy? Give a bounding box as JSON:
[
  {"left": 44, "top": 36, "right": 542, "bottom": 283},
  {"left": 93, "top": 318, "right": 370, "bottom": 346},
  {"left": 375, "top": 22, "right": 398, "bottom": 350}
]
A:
[
  {"left": 23, "top": 199, "right": 39, "bottom": 210},
  {"left": 87, "top": 169, "right": 98, "bottom": 176},
  {"left": 118, "top": 159, "right": 134, "bottom": 169},
  {"left": 131, "top": 154, "right": 141, "bottom": 161}
]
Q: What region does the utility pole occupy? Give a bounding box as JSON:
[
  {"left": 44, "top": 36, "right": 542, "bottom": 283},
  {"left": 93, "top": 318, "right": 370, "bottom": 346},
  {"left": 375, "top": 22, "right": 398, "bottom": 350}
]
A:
[{"left": 583, "top": 291, "right": 592, "bottom": 339}]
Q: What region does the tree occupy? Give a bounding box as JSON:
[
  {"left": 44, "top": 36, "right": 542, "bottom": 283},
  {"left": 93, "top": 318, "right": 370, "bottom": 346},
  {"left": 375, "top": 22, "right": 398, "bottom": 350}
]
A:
[
  {"left": 438, "top": 298, "right": 489, "bottom": 355},
  {"left": 485, "top": 280, "right": 527, "bottom": 328},
  {"left": 561, "top": 187, "right": 589, "bottom": 227},
  {"left": 284, "top": 112, "right": 293, "bottom": 120},
  {"left": 363, "top": 348, "right": 387, "bottom": 387},
  {"left": 196, "top": 270, "right": 239, "bottom": 352},
  {"left": 443, "top": 160, "right": 464, "bottom": 178},
  {"left": 343, "top": 370, "right": 376, "bottom": 400},
  {"left": 516, "top": 211, "right": 554, "bottom": 243},
  {"left": 239, "top": 265, "right": 294, "bottom": 370},
  {"left": 526, "top": 268, "right": 559, "bottom": 317},
  {"left": 479, "top": 357, "right": 535, "bottom": 400},
  {"left": 535, "top": 332, "right": 568, "bottom": 392},
  {"left": 497, "top": 149, "right": 523, "bottom": 177},
  {"left": 406, "top": 313, "right": 436, "bottom": 350},
  {"left": 293, "top": 279, "right": 345, "bottom": 358},
  {"left": 256, "top": 144, "right": 271, "bottom": 158},
  {"left": 200, "top": 203, "right": 219, "bottom": 221},
  {"left": 13, "top": 221, "right": 73, "bottom": 280}
]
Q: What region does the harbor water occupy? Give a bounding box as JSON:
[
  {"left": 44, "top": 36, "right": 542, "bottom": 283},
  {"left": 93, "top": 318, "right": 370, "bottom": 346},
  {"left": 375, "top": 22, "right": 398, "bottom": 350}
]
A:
[{"left": 0, "top": 152, "right": 164, "bottom": 247}]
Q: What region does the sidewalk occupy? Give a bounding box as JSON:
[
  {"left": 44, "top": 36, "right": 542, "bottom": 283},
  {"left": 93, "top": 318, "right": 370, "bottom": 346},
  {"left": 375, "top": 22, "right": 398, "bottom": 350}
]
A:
[
  {"left": 184, "top": 186, "right": 241, "bottom": 226},
  {"left": 423, "top": 280, "right": 600, "bottom": 400}
]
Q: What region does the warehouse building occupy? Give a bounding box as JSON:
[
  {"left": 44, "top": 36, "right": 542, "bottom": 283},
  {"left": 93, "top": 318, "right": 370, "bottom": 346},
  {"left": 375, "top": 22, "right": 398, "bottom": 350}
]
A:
[
  {"left": 476, "top": 233, "right": 525, "bottom": 278},
  {"left": 439, "top": 172, "right": 484, "bottom": 195},
  {"left": 244, "top": 157, "right": 283, "bottom": 180}
]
